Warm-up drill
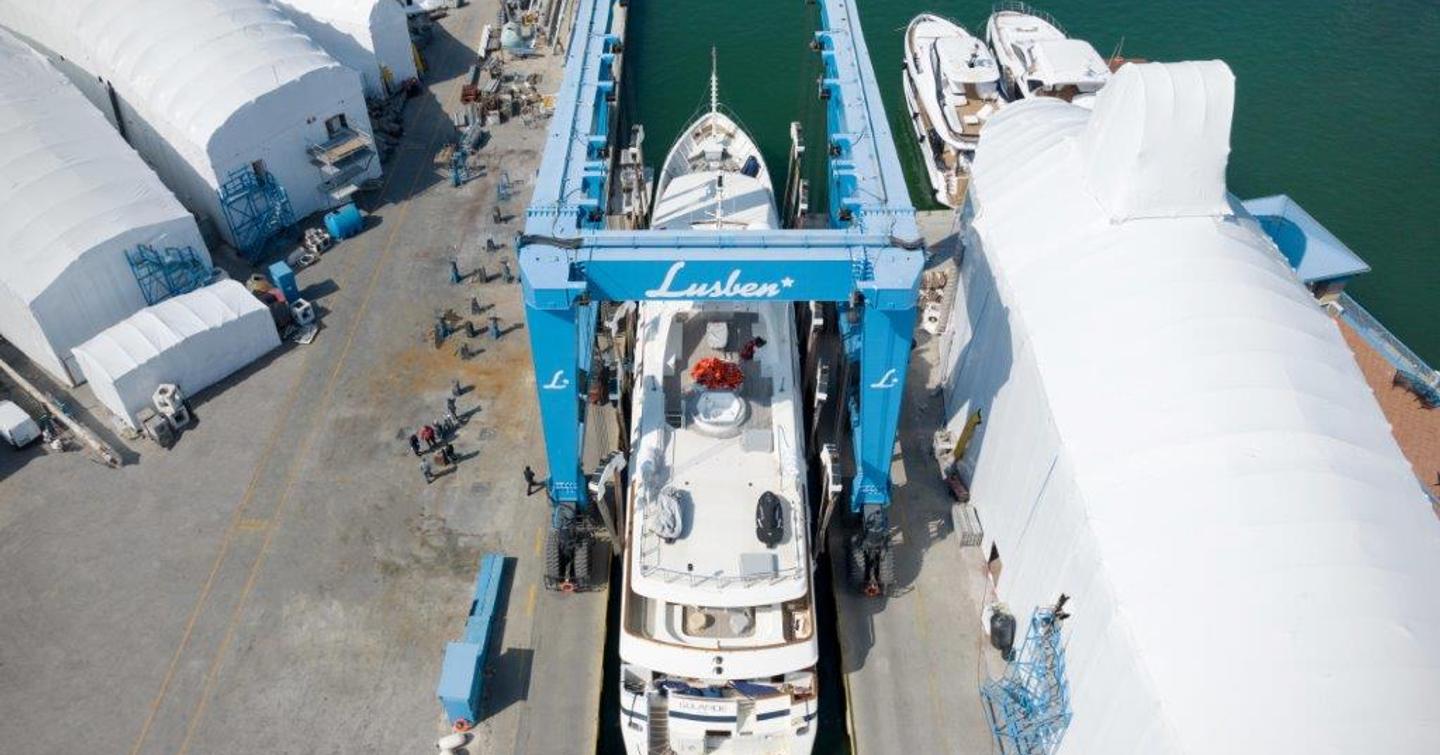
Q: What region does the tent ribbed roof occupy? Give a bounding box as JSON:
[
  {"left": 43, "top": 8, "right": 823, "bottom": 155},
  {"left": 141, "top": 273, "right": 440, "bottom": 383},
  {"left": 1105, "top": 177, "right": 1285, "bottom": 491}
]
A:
[
  {"left": 969, "top": 61, "right": 1440, "bottom": 753},
  {"left": 275, "top": 0, "right": 384, "bottom": 28},
  {"left": 73, "top": 279, "right": 268, "bottom": 383},
  {"left": 0, "top": 27, "right": 193, "bottom": 302},
  {"left": 0, "top": 0, "right": 340, "bottom": 152}
]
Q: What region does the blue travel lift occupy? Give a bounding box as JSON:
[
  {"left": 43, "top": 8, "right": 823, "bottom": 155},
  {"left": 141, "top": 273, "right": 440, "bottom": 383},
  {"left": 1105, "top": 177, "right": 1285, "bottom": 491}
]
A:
[{"left": 518, "top": 0, "right": 922, "bottom": 596}]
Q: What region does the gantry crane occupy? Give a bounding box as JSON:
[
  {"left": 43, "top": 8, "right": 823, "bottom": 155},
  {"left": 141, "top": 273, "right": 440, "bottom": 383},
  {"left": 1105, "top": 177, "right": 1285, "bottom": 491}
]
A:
[{"left": 518, "top": 0, "right": 922, "bottom": 595}]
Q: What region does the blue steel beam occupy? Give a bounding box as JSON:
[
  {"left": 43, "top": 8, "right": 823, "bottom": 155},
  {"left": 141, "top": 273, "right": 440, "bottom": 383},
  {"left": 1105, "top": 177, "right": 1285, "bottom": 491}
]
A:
[
  {"left": 815, "top": 0, "right": 920, "bottom": 241},
  {"left": 527, "top": 0, "right": 621, "bottom": 236},
  {"left": 817, "top": 0, "right": 923, "bottom": 511}
]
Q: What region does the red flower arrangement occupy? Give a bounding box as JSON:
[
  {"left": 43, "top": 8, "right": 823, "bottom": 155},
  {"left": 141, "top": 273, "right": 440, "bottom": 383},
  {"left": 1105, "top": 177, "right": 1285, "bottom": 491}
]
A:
[{"left": 690, "top": 357, "right": 745, "bottom": 391}]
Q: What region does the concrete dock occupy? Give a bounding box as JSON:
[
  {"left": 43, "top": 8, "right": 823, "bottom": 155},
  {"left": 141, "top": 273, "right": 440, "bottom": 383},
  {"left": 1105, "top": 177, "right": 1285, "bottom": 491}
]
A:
[
  {"left": 827, "top": 210, "right": 1001, "bottom": 755},
  {"left": 0, "top": 3, "right": 607, "bottom": 753}
]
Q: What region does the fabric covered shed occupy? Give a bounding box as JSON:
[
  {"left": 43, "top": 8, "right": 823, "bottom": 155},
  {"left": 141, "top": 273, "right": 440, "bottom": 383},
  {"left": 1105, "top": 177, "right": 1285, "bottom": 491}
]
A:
[
  {"left": 940, "top": 61, "right": 1440, "bottom": 753},
  {"left": 274, "top": 0, "right": 419, "bottom": 99},
  {"left": 0, "top": 28, "right": 210, "bottom": 387},
  {"left": 73, "top": 280, "right": 279, "bottom": 430},
  {"left": 0, "top": 0, "right": 381, "bottom": 254}
]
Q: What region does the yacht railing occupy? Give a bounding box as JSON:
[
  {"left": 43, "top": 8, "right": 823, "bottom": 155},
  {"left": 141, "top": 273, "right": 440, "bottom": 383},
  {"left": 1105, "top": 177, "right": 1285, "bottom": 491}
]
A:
[{"left": 990, "top": 1, "right": 1066, "bottom": 35}]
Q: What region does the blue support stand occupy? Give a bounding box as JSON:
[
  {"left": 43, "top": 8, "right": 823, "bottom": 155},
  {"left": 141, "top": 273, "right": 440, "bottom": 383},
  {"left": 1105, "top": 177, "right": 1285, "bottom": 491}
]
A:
[{"left": 437, "top": 553, "right": 507, "bottom": 727}]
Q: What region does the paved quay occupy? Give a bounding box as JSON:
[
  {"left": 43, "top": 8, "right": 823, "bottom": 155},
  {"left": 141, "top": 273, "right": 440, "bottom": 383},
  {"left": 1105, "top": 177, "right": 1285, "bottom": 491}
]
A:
[
  {"left": 0, "top": 3, "right": 608, "bottom": 753},
  {"left": 828, "top": 211, "right": 1002, "bottom": 755}
]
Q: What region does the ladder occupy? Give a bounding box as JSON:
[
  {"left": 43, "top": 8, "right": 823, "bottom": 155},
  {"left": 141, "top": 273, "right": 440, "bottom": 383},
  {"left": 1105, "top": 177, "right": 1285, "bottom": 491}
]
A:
[{"left": 647, "top": 694, "right": 671, "bottom": 755}]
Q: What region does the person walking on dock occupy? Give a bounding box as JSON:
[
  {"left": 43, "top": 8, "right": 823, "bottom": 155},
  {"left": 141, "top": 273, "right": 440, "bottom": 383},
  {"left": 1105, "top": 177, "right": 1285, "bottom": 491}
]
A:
[
  {"left": 420, "top": 424, "right": 437, "bottom": 449},
  {"left": 446, "top": 396, "right": 461, "bottom": 425},
  {"left": 524, "top": 465, "right": 540, "bottom": 495},
  {"left": 421, "top": 457, "right": 434, "bottom": 484},
  {"left": 408, "top": 433, "right": 422, "bottom": 456}
]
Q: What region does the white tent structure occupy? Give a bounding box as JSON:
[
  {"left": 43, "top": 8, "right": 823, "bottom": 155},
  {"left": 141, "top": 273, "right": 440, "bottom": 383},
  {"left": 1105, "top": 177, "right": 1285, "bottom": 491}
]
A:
[
  {"left": 0, "top": 28, "right": 210, "bottom": 387},
  {"left": 73, "top": 280, "right": 280, "bottom": 431},
  {"left": 941, "top": 61, "right": 1440, "bottom": 754},
  {"left": 274, "top": 0, "right": 419, "bottom": 99},
  {"left": 0, "top": 0, "right": 381, "bottom": 253}
]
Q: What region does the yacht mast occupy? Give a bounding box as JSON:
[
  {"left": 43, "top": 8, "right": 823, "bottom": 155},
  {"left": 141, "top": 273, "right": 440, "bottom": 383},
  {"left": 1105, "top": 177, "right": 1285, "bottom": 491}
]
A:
[{"left": 710, "top": 46, "right": 718, "bottom": 115}]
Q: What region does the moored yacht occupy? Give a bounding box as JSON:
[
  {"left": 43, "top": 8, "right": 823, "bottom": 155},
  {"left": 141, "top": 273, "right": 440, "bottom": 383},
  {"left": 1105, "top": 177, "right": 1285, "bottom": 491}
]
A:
[
  {"left": 619, "top": 51, "right": 819, "bottom": 755},
  {"left": 986, "top": 4, "right": 1110, "bottom": 106},
  {"left": 902, "top": 13, "right": 1004, "bottom": 207}
]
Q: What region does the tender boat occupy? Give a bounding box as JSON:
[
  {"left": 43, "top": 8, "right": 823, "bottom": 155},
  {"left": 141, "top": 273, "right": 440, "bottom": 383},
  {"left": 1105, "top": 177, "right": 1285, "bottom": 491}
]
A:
[
  {"left": 620, "top": 50, "right": 819, "bottom": 755},
  {"left": 902, "top": 13, "right": 1004, "bottom": 207},
  {"left": 986, "top": 4, "right": 1110, "bottom": 107}
]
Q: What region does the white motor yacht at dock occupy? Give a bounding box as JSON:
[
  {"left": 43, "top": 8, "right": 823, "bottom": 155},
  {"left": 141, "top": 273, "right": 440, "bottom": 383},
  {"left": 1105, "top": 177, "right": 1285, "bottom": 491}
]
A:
[
  {"left": 619, "top": 51, "right": 819, "bottom": 755},
  {"left": 986, "top": 3, "right": 1110, "bottom": 106},
  {"left": 902, "top": 13, "right": 1004, "bottom": 207}
]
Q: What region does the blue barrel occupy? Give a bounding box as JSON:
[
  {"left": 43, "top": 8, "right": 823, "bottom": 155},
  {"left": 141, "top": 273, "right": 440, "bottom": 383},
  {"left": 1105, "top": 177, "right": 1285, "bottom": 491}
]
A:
[{"left": 324, "top": 202, "right": 363, "bottom": 240}]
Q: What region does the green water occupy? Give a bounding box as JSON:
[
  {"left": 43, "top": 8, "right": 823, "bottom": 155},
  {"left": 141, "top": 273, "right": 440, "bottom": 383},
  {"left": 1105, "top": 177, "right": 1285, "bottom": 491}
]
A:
[{"left": 624, "top": 0, "right": 1440, "bottom": 361}]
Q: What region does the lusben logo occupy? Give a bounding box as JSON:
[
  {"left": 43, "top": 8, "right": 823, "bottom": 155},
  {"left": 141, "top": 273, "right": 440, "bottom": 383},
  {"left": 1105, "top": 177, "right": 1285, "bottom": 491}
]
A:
[
  {"left": 542, "top": 370, "right": 571, "bottom": 391},
  {"left": 869, "top": 368, "right": 899, "bottom": 389},
  {"left": 645, "top": 261, "right": 795, "bottom": 299}
]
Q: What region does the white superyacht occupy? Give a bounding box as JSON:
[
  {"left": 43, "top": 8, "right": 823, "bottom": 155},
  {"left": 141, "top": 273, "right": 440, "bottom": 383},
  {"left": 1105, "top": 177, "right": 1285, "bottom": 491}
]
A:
[
  {"left": 618, "top": 52, "right": 819, "bottom": 755},
  {"left": 903, "top": 13, "right": 1004, "bottom": 207},
  {"left": 986, "top": 4, "right": 1110, "bottom": 106}
]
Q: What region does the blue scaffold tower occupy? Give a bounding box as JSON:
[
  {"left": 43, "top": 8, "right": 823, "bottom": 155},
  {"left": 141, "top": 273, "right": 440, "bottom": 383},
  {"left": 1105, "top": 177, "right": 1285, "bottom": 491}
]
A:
[
  {"left": 125, "top": 244, "right": 213, "bottom": 305},
  {"left": 982, "top": 597, "right": 1075, "bottom": 755},
  {"left": 218, "top": 166, "right": 295, "bottom": 259}
]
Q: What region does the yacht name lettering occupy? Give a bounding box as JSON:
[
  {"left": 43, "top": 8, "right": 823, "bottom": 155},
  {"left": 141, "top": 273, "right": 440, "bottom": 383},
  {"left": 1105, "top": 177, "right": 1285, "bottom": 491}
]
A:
[{"left": 645, "top": 261, "right": 794, "bottom": 299}]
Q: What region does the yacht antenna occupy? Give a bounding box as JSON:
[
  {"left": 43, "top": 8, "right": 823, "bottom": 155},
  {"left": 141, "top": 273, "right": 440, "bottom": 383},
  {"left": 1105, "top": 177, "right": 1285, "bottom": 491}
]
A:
[{"left": 709, "top": 46, "right": 718, "bottom": 115}]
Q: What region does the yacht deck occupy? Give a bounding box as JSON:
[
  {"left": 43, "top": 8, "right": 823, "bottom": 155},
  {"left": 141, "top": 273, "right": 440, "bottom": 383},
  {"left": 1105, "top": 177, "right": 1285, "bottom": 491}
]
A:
[{"left": 629, "top": 303, "right": 808, "bottom": 608}]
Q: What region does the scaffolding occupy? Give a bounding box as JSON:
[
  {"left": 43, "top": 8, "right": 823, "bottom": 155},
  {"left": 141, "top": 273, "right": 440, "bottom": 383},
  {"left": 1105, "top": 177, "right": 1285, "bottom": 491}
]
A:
[
  {"left": 125, "top": 244, "right": 212, "bottom": 305},
  {"left": 218, "top": 167, "right": 295, "bottom": 259},
  {"left": 308, "top": 127, "right": 376, "bottom": 201},
  {"left": 982, "top": 598, "right": 1074, "bottom": 755}
]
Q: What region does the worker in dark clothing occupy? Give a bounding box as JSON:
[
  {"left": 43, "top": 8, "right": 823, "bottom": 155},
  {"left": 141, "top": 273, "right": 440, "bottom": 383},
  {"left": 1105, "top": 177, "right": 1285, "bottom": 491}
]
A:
[
  {"left": 443, "top": 443, "right": 457, "bottom": 466},
  {"left": 408, "top": 433, "right": 422, "bottom": 456},
  {"left": 524, "top": 465, "right": 539, "bottom": 495},
  {"left": 739, "top": 336, "right": 768, "bottom": 361}
]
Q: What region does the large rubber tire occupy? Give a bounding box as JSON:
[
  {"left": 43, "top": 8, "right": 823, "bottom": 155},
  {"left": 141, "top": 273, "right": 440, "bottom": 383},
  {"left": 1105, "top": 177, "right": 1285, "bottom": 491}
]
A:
[
  {"left": 544, "top": 529, "right": 563, "bottom": 588},
  {"left": 878, "top": 546, "right": 897, "bottom": 590},
  {"left": 848, "top": 542, "right": 867, "bottom": 591},
  {"left": 573, "top": 539, "right": 592, "bottom": 589}
]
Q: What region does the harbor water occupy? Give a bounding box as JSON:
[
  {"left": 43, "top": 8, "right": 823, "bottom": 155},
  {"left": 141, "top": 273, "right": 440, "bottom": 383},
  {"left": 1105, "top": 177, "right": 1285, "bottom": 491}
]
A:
[{"left": 623, "top": 0, "right": 1440, "bottom": 362}]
